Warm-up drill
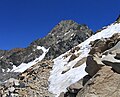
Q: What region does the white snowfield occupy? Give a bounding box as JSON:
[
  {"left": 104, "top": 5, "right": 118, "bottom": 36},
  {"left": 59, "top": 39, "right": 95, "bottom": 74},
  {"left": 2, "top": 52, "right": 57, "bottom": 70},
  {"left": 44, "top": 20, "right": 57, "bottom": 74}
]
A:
[
  {"left": 11, "top": 46, "right": 49, "bottom": 72},
  {"left": 48, "top": 23, "right": 120, "bottom": 97}
]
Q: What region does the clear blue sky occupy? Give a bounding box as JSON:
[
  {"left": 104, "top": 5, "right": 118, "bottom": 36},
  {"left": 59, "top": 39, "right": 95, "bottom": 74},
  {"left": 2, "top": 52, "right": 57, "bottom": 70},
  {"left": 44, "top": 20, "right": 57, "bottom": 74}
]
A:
[{"left": 0, "top": 0, "right": 120, "bottom": 50}]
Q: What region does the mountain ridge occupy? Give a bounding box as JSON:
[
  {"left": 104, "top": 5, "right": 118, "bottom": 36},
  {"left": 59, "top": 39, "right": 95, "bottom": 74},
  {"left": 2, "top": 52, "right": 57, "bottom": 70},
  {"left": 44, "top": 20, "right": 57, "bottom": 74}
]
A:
[{"left": 0, "top": 20, "right": 93, "bottom": 82}]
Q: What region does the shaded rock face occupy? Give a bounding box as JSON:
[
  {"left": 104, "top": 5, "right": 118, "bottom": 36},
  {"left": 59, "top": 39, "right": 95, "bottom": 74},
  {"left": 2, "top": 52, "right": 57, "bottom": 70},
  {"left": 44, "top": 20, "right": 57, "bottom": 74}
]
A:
[
  {"left": 0, "top": 47, "right": 43, "bottom": 72},
  {"left": 31, "top": 20, "right": 93, "bottom": 60},
  {"left": 0, "top": 20, "right": 93, "bottom": 73},
  {"left": 85, "top": 55, "right": 104, "bottom": 77}
]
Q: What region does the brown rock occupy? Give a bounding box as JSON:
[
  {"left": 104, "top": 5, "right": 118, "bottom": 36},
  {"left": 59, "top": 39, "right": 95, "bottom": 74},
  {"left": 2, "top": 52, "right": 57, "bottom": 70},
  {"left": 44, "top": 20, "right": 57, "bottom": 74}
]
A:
[
  {"left": 68, "top": 54, "right": 78, "bottom": 62},
  {"left": 73, "top": 57, "right": 87, "bottom": 68},
  {"left": 58, "top": 92, "right": 65, "bottom": 97},
  {"left": 68, "top": 80, "right": 83, "bottom": 93},
  {"left": 61, "top": 66, "right": 70, "bottom": 74},
  {"left": 85, "top": 55, "right": 104, "bottom": 76},
  {"left": 83, "top": 75, "right": 91, "bottom": 86},
  {"left": 102, "top": 54, "right": 120, "bottom": 73},
  {"left": 89, "top": 38, "right": 107, "bottom": 54},
  {"left": 70, "top": 46, "right": 80, "bottom": 53},
  {"left": 77, "top": 66, "right": 120, "bottom": 97},
  {"left": 104, "top": 41, "right": 120, "bottom": 54}
]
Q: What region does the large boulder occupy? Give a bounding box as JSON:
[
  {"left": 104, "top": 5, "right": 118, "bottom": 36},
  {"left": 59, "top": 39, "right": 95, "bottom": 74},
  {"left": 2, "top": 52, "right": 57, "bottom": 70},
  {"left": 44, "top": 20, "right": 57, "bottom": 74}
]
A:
[
  {"left": 77, "top": 66, "right": 120, "bottom": 97},
  {"left": 63, "top": 79, "right": 83, "bottom": 97},
  {"left": 85, "top": 55, "right": 104, "bottom": 77},
  {"left": 67, "top": 80, "right": 83, "bottom": 93}
]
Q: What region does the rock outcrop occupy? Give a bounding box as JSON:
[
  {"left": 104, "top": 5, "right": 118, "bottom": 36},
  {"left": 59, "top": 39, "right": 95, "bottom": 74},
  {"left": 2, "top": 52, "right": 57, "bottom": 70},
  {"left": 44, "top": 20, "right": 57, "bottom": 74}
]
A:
[
  {"left": 85, "top": 55, "right": 104, "bottom": 77},
  {"left": 77, "top": 66, "right": 120, "bottom": 97}
]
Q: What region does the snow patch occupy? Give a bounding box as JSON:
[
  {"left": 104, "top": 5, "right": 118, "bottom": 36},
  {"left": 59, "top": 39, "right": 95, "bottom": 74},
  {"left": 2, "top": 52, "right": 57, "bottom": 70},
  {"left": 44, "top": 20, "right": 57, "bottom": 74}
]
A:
[
  {"left": 37, "top": 46, "right": 47, "bottom": 52},
  {"left": 7, "top": 68, "right": 10, "bottom": 72},
  {"left": 11, "top": 46, "right": 49, "bottom": 72},
  {"left": 48, "top": 45, "right": 89, "bottom": 97},
  {"left": 0, "top": 56, "right": 3, "bottom": 59},
  {"left": 71, "top": 33, "right": 74, "bottom": 36},
  {"left": 64, "top": 30, "right": 71, "bottom": 36},
  {"left": 2, "top": 69, "right": 5, "bottom": 72}
]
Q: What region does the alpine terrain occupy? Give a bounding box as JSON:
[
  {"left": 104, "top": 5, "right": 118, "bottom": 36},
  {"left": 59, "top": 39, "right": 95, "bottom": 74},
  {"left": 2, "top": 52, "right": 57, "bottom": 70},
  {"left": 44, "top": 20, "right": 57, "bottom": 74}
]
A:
[{"left": 0, "top": 16, "right": 120, "bottom": 97}]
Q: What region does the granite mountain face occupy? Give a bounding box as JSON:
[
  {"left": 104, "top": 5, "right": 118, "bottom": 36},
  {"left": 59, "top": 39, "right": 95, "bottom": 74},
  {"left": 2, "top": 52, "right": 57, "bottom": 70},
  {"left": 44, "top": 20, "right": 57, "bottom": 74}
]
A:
[
  {"left": 0, "top": 16, "right": 120, "bottom": 97},
  {"left": 0, "top": 20, "right": 93, "bottom": 80}
]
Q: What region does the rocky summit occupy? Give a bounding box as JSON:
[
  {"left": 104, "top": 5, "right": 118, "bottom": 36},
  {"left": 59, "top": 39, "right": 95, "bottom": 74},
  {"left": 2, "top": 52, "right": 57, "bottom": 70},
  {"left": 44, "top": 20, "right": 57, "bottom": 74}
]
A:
[{"left": 0, "top": 16, "right": 120, "bottom": 97}]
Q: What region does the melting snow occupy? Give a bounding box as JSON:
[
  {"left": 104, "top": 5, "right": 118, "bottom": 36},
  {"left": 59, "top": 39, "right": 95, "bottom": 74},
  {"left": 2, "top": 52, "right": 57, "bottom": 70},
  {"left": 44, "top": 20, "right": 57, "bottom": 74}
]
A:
[
  {"left": 48, "top": 23, "right": 120, "bottom": 97},
  {"left": 0, "top": 56, "right": 3, "bottom": 58},
  {"left": 2, "top": 69, "right": 5, "bottom": 72},
  {"left": 37, "top": 46, "right": 47, "bottom": 52},
  {"left": 7, "top": 68, "right": 10, "bottom": 72},
  {"left": 64, "top": 30, "right": 71, "bottom": 36},
  {"left": 11, "top": 46, "right": 49, "bottom": 72}
]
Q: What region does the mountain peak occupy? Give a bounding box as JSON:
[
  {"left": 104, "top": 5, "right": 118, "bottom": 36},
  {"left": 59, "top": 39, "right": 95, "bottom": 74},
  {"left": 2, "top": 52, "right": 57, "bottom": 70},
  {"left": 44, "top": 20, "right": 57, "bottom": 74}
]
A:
[
  {"left": 58, "top": 20, "right": 77, "bottom": 26},
  {"left": 59, "top": 20, "right": 75, "bottom": 23}
]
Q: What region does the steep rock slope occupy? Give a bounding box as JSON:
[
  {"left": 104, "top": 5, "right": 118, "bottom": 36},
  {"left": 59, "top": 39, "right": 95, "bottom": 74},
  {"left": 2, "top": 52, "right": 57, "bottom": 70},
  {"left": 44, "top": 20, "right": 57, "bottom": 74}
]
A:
[{"left": 0, "top": 20, "right": 93, "bottom": 81}]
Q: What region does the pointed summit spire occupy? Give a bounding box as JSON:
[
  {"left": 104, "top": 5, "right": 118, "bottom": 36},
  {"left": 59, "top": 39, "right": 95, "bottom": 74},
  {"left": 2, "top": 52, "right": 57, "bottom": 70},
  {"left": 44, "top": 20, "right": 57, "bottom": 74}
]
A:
[{"left": 116, "top": 14, "right": 120, "bottom": 23}]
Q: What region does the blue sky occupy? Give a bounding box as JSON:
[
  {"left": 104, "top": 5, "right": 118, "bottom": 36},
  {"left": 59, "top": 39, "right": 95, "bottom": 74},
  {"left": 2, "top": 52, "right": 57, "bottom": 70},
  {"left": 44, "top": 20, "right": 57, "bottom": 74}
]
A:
[{"left": 0, "top": 0, "right": 120, "bottom": 50}]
